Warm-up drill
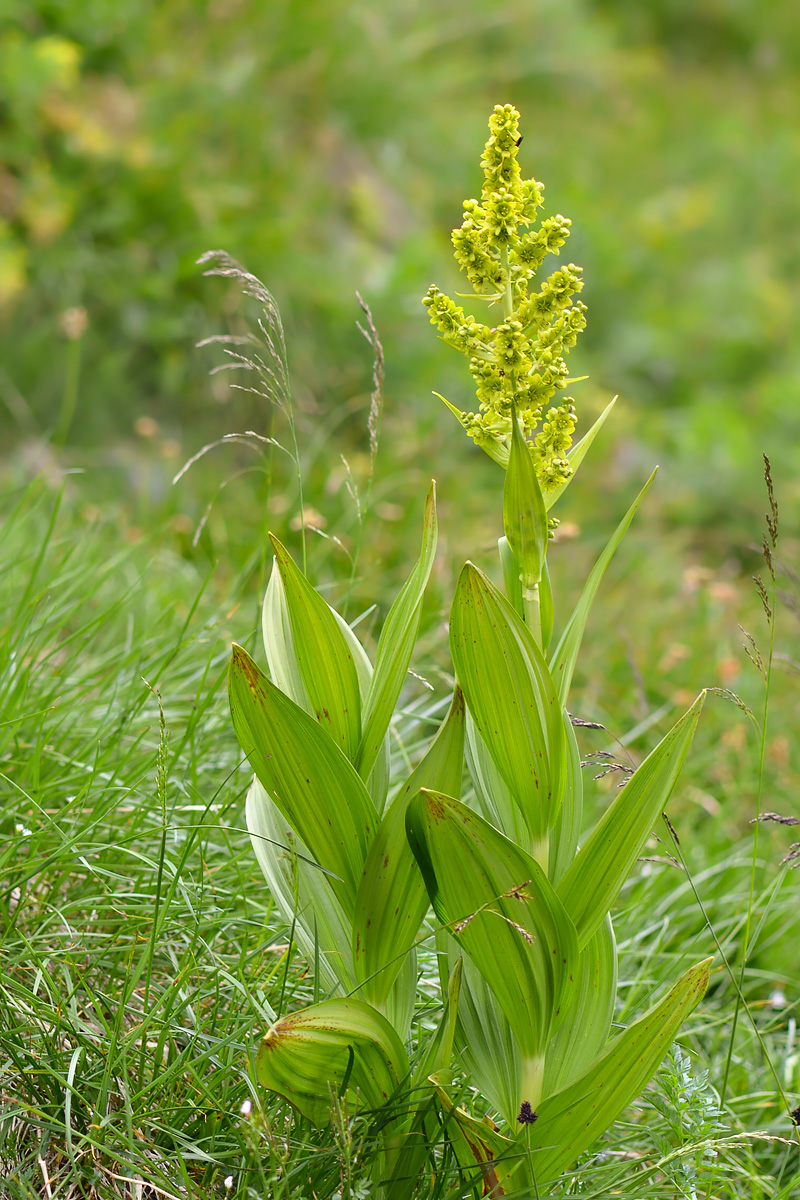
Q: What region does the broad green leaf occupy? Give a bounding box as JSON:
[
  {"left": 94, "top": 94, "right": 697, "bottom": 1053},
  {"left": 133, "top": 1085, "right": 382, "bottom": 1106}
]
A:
[
  {"left": 543, "top": 915, "right": 616, "bottom": 1095},
  {"left": 353, "top": 687, "right": 465, "bottom": 1009},
  {"left": 548, "top": 713, "right": 583, "bottom": 886},
  {"left": 503, "top": 402, "right": 547, "bottom": 590},
  {"left": 465, "top": 711, "right": 528, "bottom": 847},
  {"left": 246, "top": 777, "right": 356, "bottom": 993},
  {"left": 262, "top": 557, "right": 307, "bottom": 706},
  {"left": 450, "top": 563, "right": 565, "bottom": 842},
  {"left": 269, "top": 535, "right": 362, "bottom": 759},
  {"left": 355, "top": 483, "right": 438, "bottom": 781},
  {"left": 256, "top": 997, "right": 409, "bottom": 1126},
  {"left": 229, "top": 644, "right": 377, "bottom": 913},
  {"left": 557, "top": 692, "right": 706, "bottom": 948},
  {"left": 263, "top": 561, "right": 390, "bottom": 810},
  {"left": 406, "top": 790, "right": 578, "bottom": 1064},
  {"left": 543, "top": 395, "right": 618, "bottom": 510},
  {"left": 550, "top": 468, "right": 657, "bottom": 706},
  {"left": 528, "top": 957, "right": 712, "bottom": 1182},
  {"left": 413, "top": 956, "right": 463, "bottom": 1087},
  {"left": 438, "top": 934, "right": 521, "bottom": 1126}
]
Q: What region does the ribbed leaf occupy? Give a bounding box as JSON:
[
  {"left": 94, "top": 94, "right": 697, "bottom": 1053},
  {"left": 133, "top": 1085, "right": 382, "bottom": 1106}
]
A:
[
  {"left": 414, "top": 956, "right": 463, "bottom": 1088},
  {"left": 353, "top": 687, "right": 465, "bottom": 1008},
  {"left": 464, "top": 711, "right": 528, "bottom": 847},
  {"left": 503, "top": 403, "right": 547, "bottom": 591},
  {"left": 255, "top": 998, "right": 409, "bottom": 1126},
  {"left": 246, "top": 778, "right": 355, "bottom": 993},
  {"left": 406, "top": 790, "right": 578, "bottom": 1065},
  {"left": 229, "top": 644, "right": 377, "bottom": 912},
  {"left": 557, "top": 692, "right": 706, "bottom": 948},
  {"left": 269, "top": 535, "right": 362, "bottom": 759},
  {"left": 543, "top": 915, "right": 616, "bottom": 1095},
  {"left": 550, "top": 468, "right": 657, "bottom": 706},
  {"left": 548, "top": 713, "right": 583, "bottom": 886},
  {"left": 438, "top": 935, "right": 521, "bottom": 1126},
  {"left": 262, "top": 562, "right": 390, "bottom": 810},
  {"left": 450, "top": 563, "right": 565, "bottom": 843},
  {"left": 529, "top": 957, "right": 712, "bottom": 1182},
  {"left": 355, "top": 483, "right": 438, "bottom": 781}
]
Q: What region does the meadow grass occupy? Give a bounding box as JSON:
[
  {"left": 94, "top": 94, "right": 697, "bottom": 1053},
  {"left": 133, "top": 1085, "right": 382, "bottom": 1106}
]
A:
[{"left": 0, "top": 447, "right": 798, "bottom": 1199}]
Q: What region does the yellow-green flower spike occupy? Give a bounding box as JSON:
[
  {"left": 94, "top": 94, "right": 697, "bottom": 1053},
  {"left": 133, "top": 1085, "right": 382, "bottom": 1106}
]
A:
[{"left": 424, "top": 104, "right": 587, "bottom": 490}]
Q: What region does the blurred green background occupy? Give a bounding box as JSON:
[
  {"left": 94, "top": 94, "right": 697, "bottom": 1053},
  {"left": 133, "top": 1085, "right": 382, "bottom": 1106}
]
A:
[{"left": 2, "top": 0, "right": 799, "bottom": 544}]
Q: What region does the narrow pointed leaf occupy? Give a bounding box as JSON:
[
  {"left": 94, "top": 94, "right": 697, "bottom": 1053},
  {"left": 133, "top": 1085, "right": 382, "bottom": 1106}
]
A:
[
  {"left": 450, "top": 563, "right": 565, "bottom": 840},
  {"left": 353, "top": 686, "right": 465, "bottom": 1007},
  {"left": 269, "top": 535, "right": 362, "bottom": 758},
  {"left": 543, "top": 395, "right": 618, "bottom": 510},
  {"left": 503, "top": 402, "right": 547, "bottom": 589},
  {"left": 229, "top": 644, "right": 377, "bottom": 912},
  {"left": 255, "top": 998, "right": 409, "bottom": 1126},
  {"left": 355, "top": 483, "right": 438, "bottom": 781},
  {"left": 557, "top": 692, "right": 706, "bottom": 948},
  {"left": 529, "top": 957, "right": 712, "bottom": 1182},
  {"left": 550, "top": 468, "right": 657, "bottom": 705},
  {"left": 548, "top": 713, "right": 583, "bottom": 886},
  {"left": 543, "top": 916, "right": 616, "bottom": 1095},
  {"left": 406, "top": 790, "right": 578, "bottom": 1061}
]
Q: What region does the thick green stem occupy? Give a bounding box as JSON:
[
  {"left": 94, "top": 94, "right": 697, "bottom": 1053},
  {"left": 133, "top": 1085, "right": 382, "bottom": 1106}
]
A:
[
  {"left": 530, "top": 833, "right": 548, "bottom": 876},
  {"left": 520, "top": 1054, "right": 545, "bottom": 1113},
  {"left": 522, "top": 579, "right": 542, "bottom": 647}
]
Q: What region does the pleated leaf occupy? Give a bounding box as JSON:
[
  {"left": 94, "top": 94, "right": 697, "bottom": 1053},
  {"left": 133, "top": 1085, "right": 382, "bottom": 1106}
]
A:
[
  {"left": 406, "top": 790, "right": 578, "bottom": 1061},
  {"left": 437, "top": 935, "right": 521, "bottom": 1127},
  {"left": 229, "top": 643, "right": 377, "bottom": 913},
  {"left": 413, "top": 956, "right": 463, "bottom": 1088},
  {"left": 256, "top": 998, "right": 409, "bottom": 1126},
  {"left": 262, "top": 561, "right": 390, "bottom": 810},
  {"left": 246, "top": 778, "right": 355, "bottom": 994},
  {"left": 543, "top": 915, "right": 617, "bottom": 1095},
  {"left": 269, "top": 535, "right": 362, "bottom": 759},
  {"left": 528, "top": 957, "right": 712, "bottom": 1182},
  {"left": 450, "top": 563, "right": 565, "bottom": 841},
  {"left": 557, "top": 692, "right": 706, "bottom": 949},
  {"left": 353, "top": 686, "right": 465, "bottom": 1007},
  {"left": 355, "top": 482, "right": 438, "bottom": 781},
  {"left": 550, "top": 468, "right": 657, "bottom": 706}
]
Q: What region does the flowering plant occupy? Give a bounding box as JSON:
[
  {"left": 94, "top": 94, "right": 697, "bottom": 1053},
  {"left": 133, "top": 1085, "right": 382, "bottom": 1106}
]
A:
[{"left": 225, "top": 104, "right": 710, "bottom": 1196}]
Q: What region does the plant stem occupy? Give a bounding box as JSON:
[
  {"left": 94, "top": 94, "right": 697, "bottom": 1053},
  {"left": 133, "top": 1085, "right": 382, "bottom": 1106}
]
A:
[
  {"left": 520, "top": 1054, "right": 545, "bottom": 1111},
  {"left": 522, "top": 580, "right": 542, "bottom": 647}
]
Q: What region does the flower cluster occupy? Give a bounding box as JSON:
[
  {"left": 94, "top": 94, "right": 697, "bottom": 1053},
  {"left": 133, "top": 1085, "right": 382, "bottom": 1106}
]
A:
[{"left": 423, "top": 104, "right": 586, "bottom": 486}]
